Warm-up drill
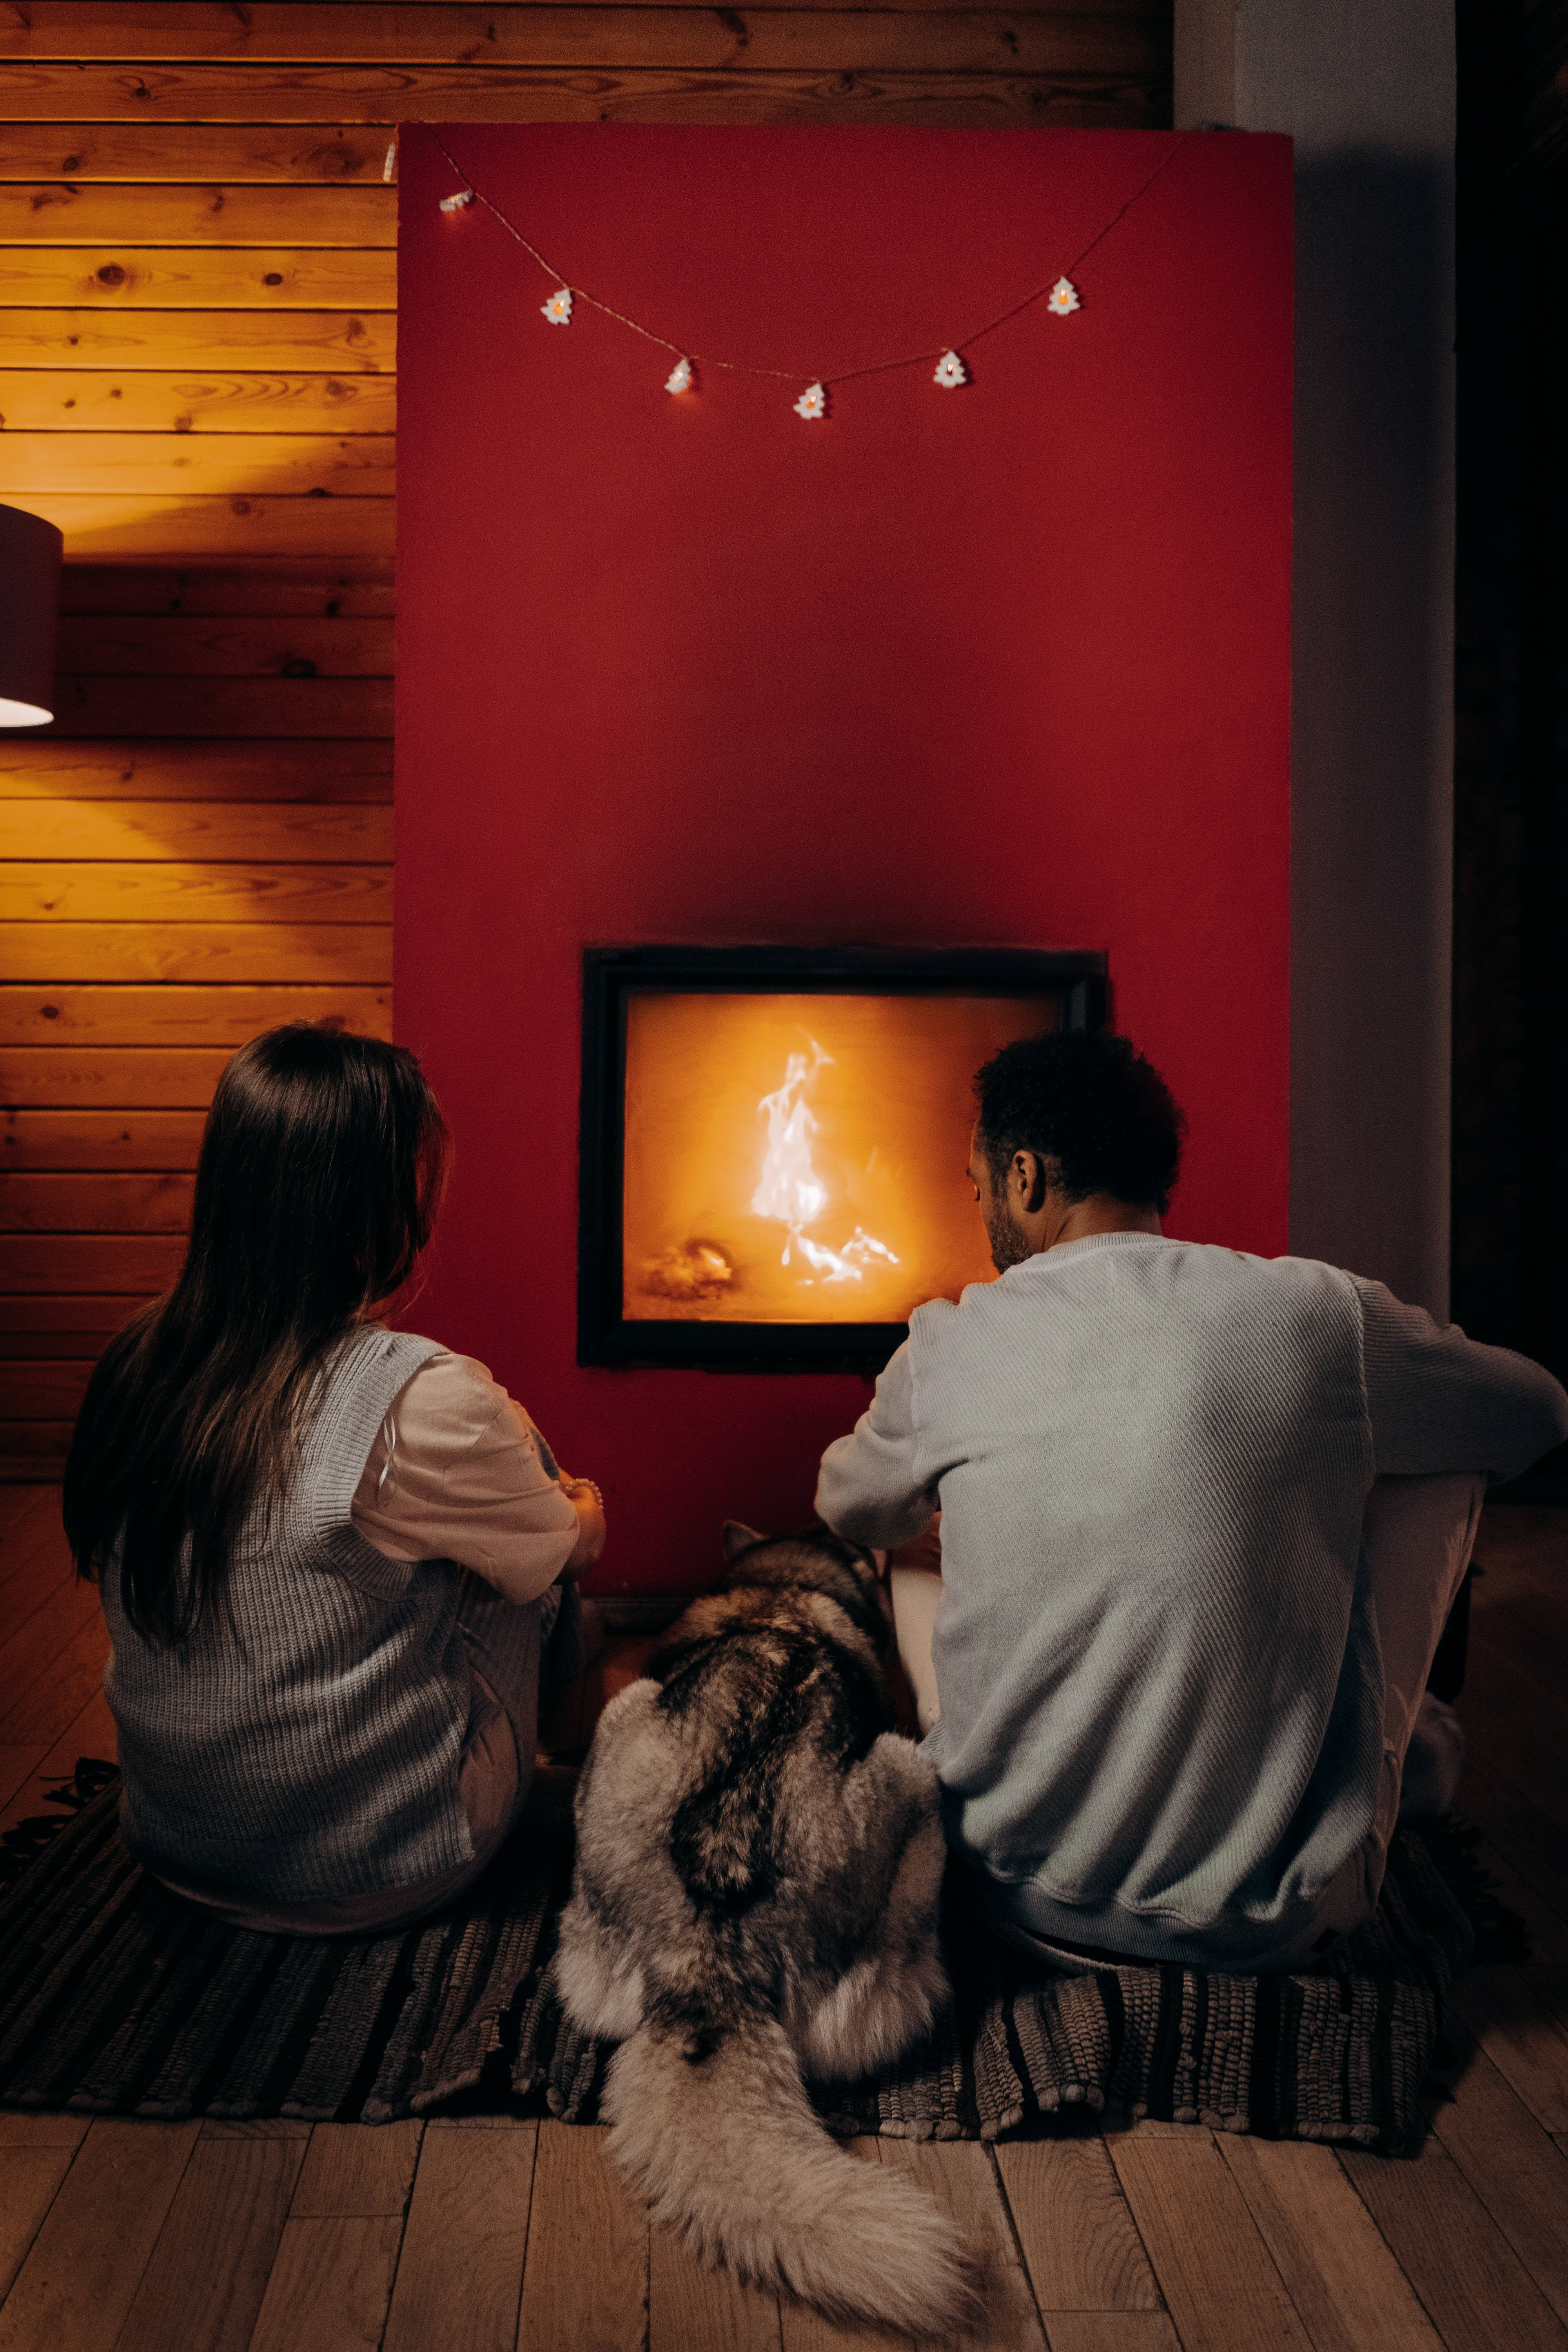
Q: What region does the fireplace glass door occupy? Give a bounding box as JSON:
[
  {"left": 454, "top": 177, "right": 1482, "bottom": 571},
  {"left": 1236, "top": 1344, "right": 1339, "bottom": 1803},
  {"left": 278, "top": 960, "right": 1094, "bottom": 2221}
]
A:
[{"left": 580, "top": 947, "right": 1105, "bottom": 1369}]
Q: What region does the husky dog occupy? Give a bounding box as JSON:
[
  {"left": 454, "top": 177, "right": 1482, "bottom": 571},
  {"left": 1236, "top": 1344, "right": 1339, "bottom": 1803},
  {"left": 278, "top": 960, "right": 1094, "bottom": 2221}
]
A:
[{"left": 554, "top": 1523, "right": 976, "bottom": 2334}]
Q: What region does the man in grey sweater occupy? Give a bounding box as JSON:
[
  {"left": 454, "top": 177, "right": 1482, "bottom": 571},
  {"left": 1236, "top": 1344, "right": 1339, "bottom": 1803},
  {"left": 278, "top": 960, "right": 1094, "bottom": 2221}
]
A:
[{"left": 815, "top": 1033, "right": 1568, "bottom": 1971}]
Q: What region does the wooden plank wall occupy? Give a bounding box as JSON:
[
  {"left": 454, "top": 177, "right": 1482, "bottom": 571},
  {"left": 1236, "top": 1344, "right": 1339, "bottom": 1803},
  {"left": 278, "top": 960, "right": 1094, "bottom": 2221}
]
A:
[{"left": 0, "top": 2, "right": 1171, "bottom": 1480}]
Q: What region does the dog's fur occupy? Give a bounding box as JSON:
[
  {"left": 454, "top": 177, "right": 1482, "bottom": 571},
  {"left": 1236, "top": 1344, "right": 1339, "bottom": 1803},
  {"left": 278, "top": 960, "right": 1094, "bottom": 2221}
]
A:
[{"left": 554, "top": 1523, "right": 976, "bottom": 2334}]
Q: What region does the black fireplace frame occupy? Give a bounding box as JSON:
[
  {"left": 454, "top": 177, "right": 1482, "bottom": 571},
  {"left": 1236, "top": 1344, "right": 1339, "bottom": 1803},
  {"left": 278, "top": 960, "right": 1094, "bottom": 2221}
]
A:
[{"left": 578, "top": 943, "right": 1108, "bottom": 1371}]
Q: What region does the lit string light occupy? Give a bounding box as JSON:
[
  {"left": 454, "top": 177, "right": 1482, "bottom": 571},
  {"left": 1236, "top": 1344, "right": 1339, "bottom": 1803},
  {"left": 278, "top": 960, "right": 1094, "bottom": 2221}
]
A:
[{"left": 426, "top": 126, "right": 1197, "bottom": 419}]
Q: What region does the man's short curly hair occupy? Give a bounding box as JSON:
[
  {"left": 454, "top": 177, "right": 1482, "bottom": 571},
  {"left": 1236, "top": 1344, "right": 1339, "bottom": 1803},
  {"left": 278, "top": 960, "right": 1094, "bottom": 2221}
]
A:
[{"left": 974, "top": 1031, "right": 1185, "bottom": 1213}]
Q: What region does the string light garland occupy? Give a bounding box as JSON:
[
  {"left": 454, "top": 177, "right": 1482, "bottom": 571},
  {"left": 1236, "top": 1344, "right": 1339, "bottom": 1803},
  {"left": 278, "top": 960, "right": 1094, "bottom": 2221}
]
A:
[{"left": 428, "top": 126, "right": 1197, "bottom": 421}]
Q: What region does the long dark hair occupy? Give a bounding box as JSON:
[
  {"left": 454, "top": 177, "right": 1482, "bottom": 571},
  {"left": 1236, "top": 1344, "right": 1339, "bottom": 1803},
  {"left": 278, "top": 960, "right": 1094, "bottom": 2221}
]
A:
[{"left": 64, "top": 1025, "right": 450, "bottom": 1645}]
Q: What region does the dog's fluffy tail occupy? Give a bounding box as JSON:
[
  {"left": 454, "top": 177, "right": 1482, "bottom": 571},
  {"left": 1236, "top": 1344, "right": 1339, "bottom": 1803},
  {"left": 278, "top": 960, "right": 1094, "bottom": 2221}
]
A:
[{"left": 603, "top": 2011, "right": 979, "bottom": 2334}]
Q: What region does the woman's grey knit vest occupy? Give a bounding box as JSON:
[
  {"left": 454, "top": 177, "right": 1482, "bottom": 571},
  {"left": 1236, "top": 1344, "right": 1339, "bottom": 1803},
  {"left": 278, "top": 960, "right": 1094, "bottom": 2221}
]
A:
[{"left": 102, "top": 1327, "right": 483, "bottom": 1904}]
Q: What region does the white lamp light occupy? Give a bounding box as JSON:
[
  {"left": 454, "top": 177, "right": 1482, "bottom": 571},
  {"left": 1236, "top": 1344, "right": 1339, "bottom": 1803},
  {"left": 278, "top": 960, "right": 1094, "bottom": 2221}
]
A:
[{"left": 0, "top": 503, "right": 63, "bottom": 727}]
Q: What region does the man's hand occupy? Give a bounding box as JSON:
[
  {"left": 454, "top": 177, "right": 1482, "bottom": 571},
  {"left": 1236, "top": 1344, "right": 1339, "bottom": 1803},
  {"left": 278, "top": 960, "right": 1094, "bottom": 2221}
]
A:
[{"left": 559, "top": 1475, "right": 606, "bottom": 1574}]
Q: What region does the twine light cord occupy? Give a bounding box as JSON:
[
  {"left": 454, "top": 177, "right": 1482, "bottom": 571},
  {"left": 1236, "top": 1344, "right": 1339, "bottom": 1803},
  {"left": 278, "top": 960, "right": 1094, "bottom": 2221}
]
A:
[{"left": 423, "top": 125, "right": 1200, "bottom": 388}]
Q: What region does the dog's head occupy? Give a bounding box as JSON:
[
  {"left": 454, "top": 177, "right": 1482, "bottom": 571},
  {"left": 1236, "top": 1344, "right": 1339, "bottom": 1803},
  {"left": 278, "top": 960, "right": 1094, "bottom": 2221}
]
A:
[{"left": 718, "top": 1521, "right": 891, "bottom": 1655}]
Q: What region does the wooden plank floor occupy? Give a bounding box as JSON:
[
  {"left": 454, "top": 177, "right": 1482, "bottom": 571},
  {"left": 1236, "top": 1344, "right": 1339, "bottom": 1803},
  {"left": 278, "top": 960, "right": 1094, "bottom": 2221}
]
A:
[{"left": 0, "top": 1486, "right": 1564, "bottom": 2350}]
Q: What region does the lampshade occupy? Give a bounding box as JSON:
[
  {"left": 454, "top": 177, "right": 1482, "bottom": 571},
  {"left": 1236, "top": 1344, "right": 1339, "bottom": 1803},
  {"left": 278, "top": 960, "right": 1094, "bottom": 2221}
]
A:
[{"left": 0, "top": 502, "right": 63, "bottom": 727}]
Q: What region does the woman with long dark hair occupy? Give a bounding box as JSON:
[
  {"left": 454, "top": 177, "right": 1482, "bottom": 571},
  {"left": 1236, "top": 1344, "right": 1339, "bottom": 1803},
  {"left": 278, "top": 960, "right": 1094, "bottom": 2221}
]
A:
[{"left": 64, "top": 1024, "right": 604, "bottom": 1933}]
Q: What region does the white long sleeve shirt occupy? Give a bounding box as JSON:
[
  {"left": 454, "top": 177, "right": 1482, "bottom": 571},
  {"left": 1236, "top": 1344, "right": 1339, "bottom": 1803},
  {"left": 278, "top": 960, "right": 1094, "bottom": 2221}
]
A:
[
  {"left": 349, "top": 1347, "right": 579, "bottom": 1599},
  {"left": 815, "top": 1236, "right": 1568, "bottom": 1964}
]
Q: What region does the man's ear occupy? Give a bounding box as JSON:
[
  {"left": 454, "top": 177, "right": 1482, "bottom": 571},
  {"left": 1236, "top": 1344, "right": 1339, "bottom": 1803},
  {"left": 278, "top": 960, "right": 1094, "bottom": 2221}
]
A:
[
  {"left": 721, "top": 1520, "right": 765, "bottom": 1563},
  {"left": 1016, "top": 1149, "right": 1051, "bottom": 1214}
]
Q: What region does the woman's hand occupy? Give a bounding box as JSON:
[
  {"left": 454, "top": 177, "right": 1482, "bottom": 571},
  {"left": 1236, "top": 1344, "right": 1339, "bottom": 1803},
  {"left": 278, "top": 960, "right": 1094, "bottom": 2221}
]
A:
[{"left": 560, "top": 1475, "right": 606, "bottom": 1574}]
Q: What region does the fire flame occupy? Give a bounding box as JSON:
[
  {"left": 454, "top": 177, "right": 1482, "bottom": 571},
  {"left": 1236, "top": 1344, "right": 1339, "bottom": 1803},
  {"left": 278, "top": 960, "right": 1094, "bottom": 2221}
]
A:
[{"left": 751, "top": 1041, "right": 899, "bottom": 1284}]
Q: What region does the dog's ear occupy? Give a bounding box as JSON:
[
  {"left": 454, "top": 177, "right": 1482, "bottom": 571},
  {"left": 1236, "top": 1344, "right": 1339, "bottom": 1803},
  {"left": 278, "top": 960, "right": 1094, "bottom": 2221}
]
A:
[{"left": 721, "top": 1520, "right": 765, "bottom": 1563}]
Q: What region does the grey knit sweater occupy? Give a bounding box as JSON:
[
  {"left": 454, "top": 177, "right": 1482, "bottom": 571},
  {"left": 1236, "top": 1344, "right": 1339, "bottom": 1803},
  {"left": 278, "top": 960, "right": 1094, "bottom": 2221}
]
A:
[
  {"left": 816, "top": 1236, "right": 1568, "bottom": 1965},
  {"left": 102, "top": 1326, "right": 481, "bottom": 1904}
]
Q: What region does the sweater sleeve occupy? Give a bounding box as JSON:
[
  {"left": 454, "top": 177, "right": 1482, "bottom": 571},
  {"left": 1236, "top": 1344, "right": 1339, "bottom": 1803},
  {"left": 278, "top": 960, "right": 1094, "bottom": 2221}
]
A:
[
  {"left": 1352, "top": 1276, "right": 1568, "bottom": 1481},
  {"left": 814, "top": 1342, "right": 940, "bottom": 1547},
  {"left": 350, "top": 1350, "right": 581, "bottom": 1604}
]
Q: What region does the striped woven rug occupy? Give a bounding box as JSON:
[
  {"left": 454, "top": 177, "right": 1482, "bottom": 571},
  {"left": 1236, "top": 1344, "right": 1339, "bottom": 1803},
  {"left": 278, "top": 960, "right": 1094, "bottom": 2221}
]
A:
[{"left": 0, "top": 1765, "right": 1497, "bottom": 2150}]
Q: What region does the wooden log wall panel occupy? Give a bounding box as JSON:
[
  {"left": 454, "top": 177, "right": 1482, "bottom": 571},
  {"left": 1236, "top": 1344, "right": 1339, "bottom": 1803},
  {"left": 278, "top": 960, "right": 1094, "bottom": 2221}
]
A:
[
  {"left": 2, "top": 433, "right": 397, "bottom": 492},
  {"left": 0, "top": 739, "right": 393, "bottom": 796},
  {"left": 56, "top": 567, "right": 397, "bottom": 618},
  {"left": 2, "top": 4, "right": 1168, "bottom": 51},
  {"left": 0, "top": 127, "right": 400, "bottom": 180},
  {"left": 0, "top": 247, "right": 399, "bottom": 307},
  {"left": 0, "top": 0, "right": 1171, "bottom": 1474},
  {"left": 0, "top": 1362, "right": 98, "bottom": 1417},
  {"left": 1, "top": 10, "right": 1167, "bottom": 78},
  {"left": 0, "top": 802, "right": 391, "bottom": 857},
  {"left": 0, "top": 372, "right": 400, "bottom": 432},
  {"left": 0, "top": 800, "right": 392, "bottom": 858},
  {"left": 5, "top": 1174, "right": 196, "bottom": 1233},
  {"left": 0, "top": 924, "right": 394, "bottom": 982},
  {"left": 42, "top": 676, "right": 396, "bottom": 732},
  {"left": 0, "top": 1294, "right": 156, "bottom": 1347},
  {"left": 56, "top": 615, "right": 394, "bottom": 673},
  {"left": 0, "top": 867, "right": 392, "bottom": 923},
  {"left": 1, "top": 66, "right": 1163, "bottom": 126},
  {"left": 3, "top": 1111, "right": 211, "bottom": 1170},
  {"left": 0, "top": 182, "right": 400, "bottom": 243},
  {"left": 6, "top": 492, "right": 398, "bottom": 554},
  {"left": 2, "top": 1050, "right": 253, "bottom": 1107},
  {"left": 7, "top": 1236, "right": 187, "bottom": 1291},
  {"left": 7, "top": 312, "right": 394, "bottom": 367},
  {"left": 0, "top": 1420, "right": 81, "bottom": 1457},
  {"left": 0, "top": 985, "right": 393, "bottom": 1044}
]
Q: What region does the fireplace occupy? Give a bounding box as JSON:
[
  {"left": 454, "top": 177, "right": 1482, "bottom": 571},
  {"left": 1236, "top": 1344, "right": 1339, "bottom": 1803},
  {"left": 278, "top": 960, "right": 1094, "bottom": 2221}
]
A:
[{"left": 579, "top": 946, "right": 1107, "bottom": 1370}]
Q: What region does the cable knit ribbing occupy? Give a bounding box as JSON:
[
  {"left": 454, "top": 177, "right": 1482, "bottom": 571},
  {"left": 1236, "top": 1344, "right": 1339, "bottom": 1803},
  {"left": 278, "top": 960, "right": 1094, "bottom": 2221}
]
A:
[{"left": 102, "top": 1326, "right": 481, "bottom": 1904}]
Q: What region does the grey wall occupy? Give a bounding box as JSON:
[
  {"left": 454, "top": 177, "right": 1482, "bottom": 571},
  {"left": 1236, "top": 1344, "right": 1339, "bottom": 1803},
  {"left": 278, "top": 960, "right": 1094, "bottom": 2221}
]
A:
[{"left": 1175, "top": 1, "right": 1456, "bottom": 1316}]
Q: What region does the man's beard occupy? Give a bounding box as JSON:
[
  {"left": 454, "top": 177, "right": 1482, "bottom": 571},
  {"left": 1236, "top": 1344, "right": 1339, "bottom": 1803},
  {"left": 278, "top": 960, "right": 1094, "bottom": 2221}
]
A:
[{"left": 984, "top": 1198, "right": 1032, "bottom": 1273}]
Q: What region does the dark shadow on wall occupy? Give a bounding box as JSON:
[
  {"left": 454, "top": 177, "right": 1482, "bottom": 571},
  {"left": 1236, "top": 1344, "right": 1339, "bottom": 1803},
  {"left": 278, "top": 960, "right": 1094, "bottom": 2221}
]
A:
[
  {"left": 1289, "top": 147, "right": 1453, "bottom": 1318},
  {"left": 1452, "top": 0, "right": 1568, "bottom": 1496}
]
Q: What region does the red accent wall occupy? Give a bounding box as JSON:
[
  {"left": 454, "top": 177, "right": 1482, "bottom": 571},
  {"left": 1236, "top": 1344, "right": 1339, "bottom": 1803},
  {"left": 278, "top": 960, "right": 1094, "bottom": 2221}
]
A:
[{"left": 395, "top": 125, "right": 1294, "bottom": 1593}]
